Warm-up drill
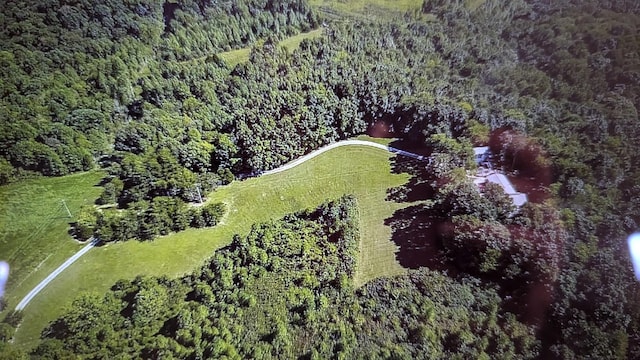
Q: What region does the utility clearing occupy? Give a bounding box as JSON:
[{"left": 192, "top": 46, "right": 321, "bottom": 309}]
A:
[
  {"left": 0, "top": 171, "right": 103, "bottom": 311},
  {"left": 218, "top": 28, "right": 324, "bottom": 67}
]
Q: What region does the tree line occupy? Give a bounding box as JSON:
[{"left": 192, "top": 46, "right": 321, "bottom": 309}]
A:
[
  {"left": 74, "top": 199, "right": 225, "bottom": 243},
  {"left": 1, "top": 0, "right": 639, "bottom": 357},
  {"left": 29, "top": 197, "right": 539, "bottom": 359}
]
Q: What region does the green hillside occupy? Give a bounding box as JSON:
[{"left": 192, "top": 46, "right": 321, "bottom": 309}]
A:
[
  {"left": 13, "top": 142, "right": 411, "bottom": 348},
  {"left": 0, "top": 171, "right": 104, "bottom": 307},
  {"left": 29, "top": 197, "right": 538, "bottom": 359},
  {"left": 1, "top": 0, "right": 640, "bottom": 358}
]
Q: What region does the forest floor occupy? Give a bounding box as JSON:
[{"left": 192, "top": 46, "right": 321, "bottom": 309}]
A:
[{"left": 9, "top": 137, "right": 418, "bottom": 349}]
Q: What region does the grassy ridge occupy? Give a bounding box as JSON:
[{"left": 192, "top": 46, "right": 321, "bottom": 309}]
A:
[
  {"left": 309, "top": 0, "right": 423, "bottom": 15},
  {"left": 218, "top": 28, "right": 324, "bottom": 67},
  {"left": 13, "top": 140, "right": 411, "bottom": 349},
  {"left": 0, "top": 171, "right": 104, "bottom": 311}
]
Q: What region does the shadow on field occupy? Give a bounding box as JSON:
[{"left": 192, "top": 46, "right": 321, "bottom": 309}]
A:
[
  {"left": 385, "top": 155, "right": 434, "bottom": 203},
  {"left": 384, "top": 205, "right": 450, "bottom": 271},
  {"left": 382, "top": 139, "right": 452, "bottom": 271}
]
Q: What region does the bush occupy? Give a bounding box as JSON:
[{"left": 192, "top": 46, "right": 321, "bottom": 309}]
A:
[
  {"left": 0, "top": 323, "right": 14, "bottom": 342},
  {"left": 0, "top": 158, "right": 14, "bottom": 185},
  {"left": 200, "top": 202, "right": 226, "bottom": 227}
]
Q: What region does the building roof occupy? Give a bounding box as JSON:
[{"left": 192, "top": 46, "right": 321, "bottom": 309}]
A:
[
  {"left": 486, "top": 173, "right": 517, "bottom": 195},
  {"left": 473, "top": 146, "right": 490, "bottom": 156},
  {"left": 511, "top": 193, "right": 528, "bottom": 207},
  {"left": 471, "top": 170, "right": 528, "bottom": 207}
]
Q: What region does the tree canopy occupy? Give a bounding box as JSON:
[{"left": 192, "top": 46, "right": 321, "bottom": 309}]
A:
[{"left": 1, "top": 0, "right": 640, "bottom": 358}]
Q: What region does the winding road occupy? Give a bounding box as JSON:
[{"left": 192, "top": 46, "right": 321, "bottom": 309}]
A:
[
  {"left": 14, "top": 139, "right": 427, "bottom": 311},
  {"left": 263, "top": 139, "right": 427, "bottom": 176}
]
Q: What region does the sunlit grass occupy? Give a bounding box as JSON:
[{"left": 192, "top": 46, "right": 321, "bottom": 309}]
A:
[
  {"left": 217, "top": 47, "right": 252, "bottom": 68},
  {"left": 12, "top": 138, "right": 412, "bottom": 349},
  {"left": 309, "top": 0, "right": 423, "bottom": 15},
  {"left": 0, "top": 171, "right": 104, "bottom": 318},
  {"left": 279, "top": 28, "right": 323, "bottom": 52},
  {"left": 218, "top": 28, "right": 324, "bottom": 68}
]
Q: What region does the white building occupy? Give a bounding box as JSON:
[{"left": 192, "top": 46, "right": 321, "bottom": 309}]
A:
[
  {"left": 471, "top": 146, "right": 527, "bottom": 207},
  {"left": 484, "top": 172, "right": 527, "bottom": 207},
  {"left": 474, "top": 146, "right": 490, "bottom": 164}
]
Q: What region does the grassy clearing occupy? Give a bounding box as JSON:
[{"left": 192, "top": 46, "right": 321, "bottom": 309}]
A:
[
  {"left": 309, "top": 0, "right": 423, "bottom": 15},
  {"left": 13, "top": 138, "right": 412, "bottom": 349},
  {"left": 279, "top": 28, "right": 323, "bottom": 52},
  {"left": 465, "top": 0, "right": 487, "bottom": 11},
  {"left": 0, "top": 171, "right": 104, "bottom": 314},
  {"left": 217, "top": 48, "right": 252, "bottom": 68},
  {"left": 218, "top": 28, "right": 323, "bottom": 68}
]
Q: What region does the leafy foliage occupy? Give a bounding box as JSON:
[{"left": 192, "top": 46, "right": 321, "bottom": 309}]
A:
[
  {"left": 2, "top": 0, "right": 640, "bottom": 357},
  {"left": 74, "top": 199, "right": 226, "bottom": 242},
  {"left": 0, "top": 0, "right": 317, "bottom": 183},
  {"left": 36, "top": 197, "right": 538, "bottom": 359},
  {"left": 0, "top": 311, "right": 26, "bottom": 359}
]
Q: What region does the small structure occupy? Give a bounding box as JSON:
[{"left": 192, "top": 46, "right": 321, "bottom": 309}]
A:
[
  {"left": 471, "top": 146, "right": 527, "bottom": 207},
  {"left": 470, "top": 146, "right": 528, "bottom": 208},
  {"left": 471, "top": 171, "right": 527, "bottom": 207},
  {"left": 484, "top": 172, "right": 527, "bottom": 207},
  {"left": 473, "top": 146, "right": 490, "bottom": 165}
]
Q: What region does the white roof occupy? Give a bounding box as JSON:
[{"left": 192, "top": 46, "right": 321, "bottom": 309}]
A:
[
  {"left": 471, "top": 168, "right": 529, "bottom": 207},
  {"left": 472, "top": 177, "right": 485, "bottom": 186},
  {"left": 510, "top": 193, "right": 528, "bottom": 207},
  {"left": 486, "top": 173, "right": 517, "bottom": 195}
]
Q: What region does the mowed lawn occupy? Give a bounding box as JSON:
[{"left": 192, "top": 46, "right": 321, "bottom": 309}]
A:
[
  {"left": 12, "top": 141, "right": 413, "bottom": 349},
  {"left": 0, "top": 171, "right": 104, "bottom": 318},
  {"left": 218, "top": 28, "right": 323, "bottom": 68}
]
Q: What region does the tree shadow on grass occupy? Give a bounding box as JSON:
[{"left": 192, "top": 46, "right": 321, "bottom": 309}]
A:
[
  {"left": 384, "top": 204, "right": 451, "bottom": 271},
  {"left": 381, "top": 137, "right": 558, "bottom": 327},
  {"left": 385, "top": 148, "right": 434, "bottom": 203},
  {"left": 382, "top": 141, "right": 456, "bottom": 272}
]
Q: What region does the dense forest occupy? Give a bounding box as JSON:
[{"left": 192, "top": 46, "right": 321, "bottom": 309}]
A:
[
  {"left": 28, "top": 197, "right": 539, "bottom": 359},
  {"left": 1, "top": 0, "right": 640, "bottom": 358}
]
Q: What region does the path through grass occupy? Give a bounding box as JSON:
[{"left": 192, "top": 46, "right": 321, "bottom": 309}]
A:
[
  {"left": 0, "top": 171, "right": 104, "bottom": 317},
  {"left": 12, "top": 140, "right": 412, "bottom": 349}
]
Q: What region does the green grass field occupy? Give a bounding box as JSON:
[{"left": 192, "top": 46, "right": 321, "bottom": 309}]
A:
[
  {"left": 309, "top": 0, "right": 423, "bottom": 15},
  {"left": 11, "top": 139, "right": 414, "bottom": 349},
  {"left": 0, "top": 171, "right": 104, "bottom": 299},
  {"left": 218, "top": 29, "right": 324, "bottom": 68},
  {"left": 0, "top": 171, "right": 104, "bottom": 315},
  {"left": 308, "top": 0, "right": 485, "bottom": 18}
]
